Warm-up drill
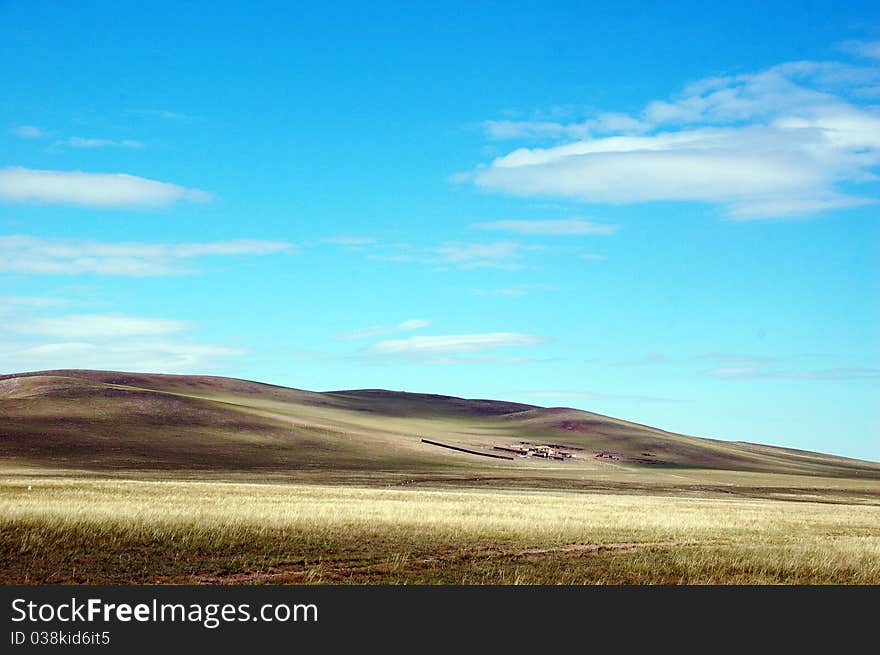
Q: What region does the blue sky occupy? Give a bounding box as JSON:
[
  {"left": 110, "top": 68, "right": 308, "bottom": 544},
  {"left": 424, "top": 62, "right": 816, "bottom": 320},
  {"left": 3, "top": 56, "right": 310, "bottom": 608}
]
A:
[{"left": 1, "top": 1, "right": 878, "bottom": 461}]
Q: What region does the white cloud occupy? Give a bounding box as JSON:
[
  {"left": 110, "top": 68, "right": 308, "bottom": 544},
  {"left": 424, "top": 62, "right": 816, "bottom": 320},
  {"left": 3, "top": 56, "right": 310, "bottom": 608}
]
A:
[
  {"left": 397, "top": 319, "right": 428, "bottom": 330},
  {"left": 0, "top": 295, "right": 67, "bottom": 309},
  {"left": 483, "top": 120, "right": 593, "bottom": 141},
  {"left": 697, "top": 352, "right": 774, "bottom": 364},
  {"left": 473, "top": 219, "right": 617, "bottom": 235},
  {"left": 11, "top": 314, "right": 192, "bottom": 339},
  {"left": 333, "top": 319, "right": 430, "bottom": 341},
  {"left": 325, "top": 235, "right": 376, "bottom": 246},
  {"left": 473, "top": 287, "right": 528, "bottom": 296},
  {"left": 365, "top": 240, "right": 542, "bottom": 270},
  {"left": 472, "top": 60, "right": 880, "bottom": 218},
  {"left": 59, "top": 137, "right": 144, "bottom": 149},
  {"left": 0, "top": 340, "right": 245, "bottom": 374},
  {"left": 0, "top": 235, "right": 294, "bottom": 276},
  {"left": 519, "top": 390, "right": 676, "bottom": 403},
  {"left": 409, "top": 355, "right": 542, "bottom": 366},
  {"left": 615, "top": 352, "right": 668, "bottom": 366},
  {"left": 471, "top": 283, "right": 557, "bottom": 296},
  {"left": 447, "top": 171, "right": 475, "bottom": 184},
  {"left": 0, "top": 167, "right": 212, "bottom": 208},
  {"left": 483, "top": 113, "right": 648, "bottom": 140},
  {"left": 367, "top": 253, "right": 416, "bottom": 263},
  {"left": 337, "top": 237, "right": 549, "bottom": 271},
  {"left": 581, "top": 253, "right": 607, "bottom": 261},
  {"left": 368, "top": 332, "right": 545, "bottom": 355},
  {"left": 705, "top": 366, "right": 762, "bottom": 378},
  {"left": 839, "top": 40, "right": 880, "bottom": 60},
  {"left": 433, "top": 241, "right": 543, "bottom": 269},
  {"left": 11, "top": 125, "right": 45, "bottom": 138},
  {"left": 130, "top": 109, "right": 187, "bottom": 120},
  {"left": 160, "top": 240, "right": 294, "bottom": 257},
  {"left": 705, "top": 366, "right": 880, "bottom": 380},
  {"left": 0, "top": 308, "right": 244, "bottom": 374}
]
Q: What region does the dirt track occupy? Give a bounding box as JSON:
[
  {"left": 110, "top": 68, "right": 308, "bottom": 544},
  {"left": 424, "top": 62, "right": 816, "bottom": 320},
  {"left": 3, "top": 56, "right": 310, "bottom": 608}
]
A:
[{"left": 192, "top": 539, "right": 718, "bottom": 584}]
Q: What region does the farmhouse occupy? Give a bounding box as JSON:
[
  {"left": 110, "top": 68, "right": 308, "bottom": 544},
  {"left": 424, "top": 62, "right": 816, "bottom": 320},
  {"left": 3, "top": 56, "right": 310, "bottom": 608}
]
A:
[{"left": 494, "top": 443, "right": 577, "bottom": 461}]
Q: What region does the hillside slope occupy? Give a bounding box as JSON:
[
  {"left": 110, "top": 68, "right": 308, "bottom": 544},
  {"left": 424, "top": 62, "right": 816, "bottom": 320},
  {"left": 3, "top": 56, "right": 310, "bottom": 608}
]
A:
[{"left": 1, "top": 370, "right": 878, "bottom": 486}]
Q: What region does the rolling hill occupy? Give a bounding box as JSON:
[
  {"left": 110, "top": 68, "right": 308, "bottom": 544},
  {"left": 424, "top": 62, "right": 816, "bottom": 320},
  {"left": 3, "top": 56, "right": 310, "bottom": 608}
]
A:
[{"left": 1, "top": 369, "right": 878, "bottom": 493}]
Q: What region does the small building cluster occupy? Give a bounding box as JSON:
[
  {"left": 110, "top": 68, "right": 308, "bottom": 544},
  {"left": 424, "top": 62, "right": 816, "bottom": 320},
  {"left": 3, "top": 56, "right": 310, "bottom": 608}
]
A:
[{"left": 494, "top": 442, "right": 577, "bottom": 461}]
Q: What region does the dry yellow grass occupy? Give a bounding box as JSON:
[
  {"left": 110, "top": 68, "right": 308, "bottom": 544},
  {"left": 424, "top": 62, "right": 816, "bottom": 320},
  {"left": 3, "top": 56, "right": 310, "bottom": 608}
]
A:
[{"left": 2, "top": 477, "right": 878, "bottom": 584}]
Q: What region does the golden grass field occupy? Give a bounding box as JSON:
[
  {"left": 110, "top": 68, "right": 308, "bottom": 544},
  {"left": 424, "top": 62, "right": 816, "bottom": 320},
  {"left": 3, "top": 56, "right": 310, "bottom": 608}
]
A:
[
  {"left": 2, "top": 370, "right": 879, "bottom": 584},
  {"left": 2, "top": 477, "right": 879, "bottom": 584}
]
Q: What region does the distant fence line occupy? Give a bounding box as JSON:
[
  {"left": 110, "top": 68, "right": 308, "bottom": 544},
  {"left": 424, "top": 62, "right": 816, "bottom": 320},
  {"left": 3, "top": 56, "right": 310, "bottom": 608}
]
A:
[{"left": 420, "top": 439, "right": 514, "bottom": 460}]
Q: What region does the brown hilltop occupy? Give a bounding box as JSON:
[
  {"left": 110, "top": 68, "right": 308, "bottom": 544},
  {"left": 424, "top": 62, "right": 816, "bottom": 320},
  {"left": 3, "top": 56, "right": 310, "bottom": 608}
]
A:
[{"left": 1, "top": 369, "right": 878, "bottom": 486}]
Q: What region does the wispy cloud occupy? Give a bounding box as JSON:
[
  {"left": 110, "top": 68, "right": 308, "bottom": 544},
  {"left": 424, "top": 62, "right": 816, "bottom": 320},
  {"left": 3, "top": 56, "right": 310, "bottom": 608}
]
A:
[
  {"left": 10, "top": 125, "right": 46, "bottom": 138},
  {"left": 705, "top": 365, "right": 880, "bottom": 380},
  {"left": 0, "top": 167, "right": 211, "bottom": 208},
  {"left": 470, "top": 59, "right": 880, "bottom": 218},
  {"left": 518, "top": 389, "right": 678, "bottom": 403},
  {"left": 403, "top": 355, "right": 543, "bottom": 366},
  {"left": 472, "top": 287, "right": 528, "bottom": 297},
  {"left": 0, "top": 295, "right": 67, "bottom": 309},
  {"left": 483, "top": 113, "right": 648, "bottom": 140},
  {"left": 0, "top": 295, "right": 69, "bottom": 321},
  {"left": 10, "top": 314, "right": 191, "bottom": 339},
  {"left": 471, "top": 283, "right": 557, "bottom": 296},
  {"left": 324, "top": 235, "right": 376, "bottom": 246},
  {"left": 57, "top": 137, "right": 144, "bottom": 149},
  {"left": 0, "top": 310, "right": 244, "bottom": 374},
  {"left": 483, "top": 119, "right": 592, "bottom": 141},
  {"left": 328, "top": 236, "right": 546, "bottom": 271},
  {"left": 0, "top": 235, "right": 294, "bottom": 276},
  {"left": 368, "top": 332, "right": 545, "bottom": 356},
  {"left": 839, "top": 40, "right": 880, "bottom": 60},
  {"left": 129, "top": 109, "right": 187, "bottom": 121},
  {"left": 697, "top": 352, "right": 775, "bottom": 364},
  {"left": 581, "top": 253, "right": 607, "bottom": 261},
  {"left": 615, "top": 352, "right": 668, "bottom": 366},
  {"left": 473, "top": 219, "right": 617, "bottom": 235},
  {"left": 432, "top": 241, "right": 543, "bottom": 269},
  {"left": 333, "top": 319, "right": 430, "bottom": 341},
  {"left": 0, "top": 339, "right": 245, "bottom": 375}
]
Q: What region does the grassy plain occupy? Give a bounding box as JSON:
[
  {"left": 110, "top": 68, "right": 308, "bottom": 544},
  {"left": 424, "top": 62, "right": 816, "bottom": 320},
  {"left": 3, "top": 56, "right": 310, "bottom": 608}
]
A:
[
  {"left": 1, "top": 370, "right": 879, "bottom": 584},
  {"left": 2, "top": 477, "right": 879, "bottom": 584}
]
